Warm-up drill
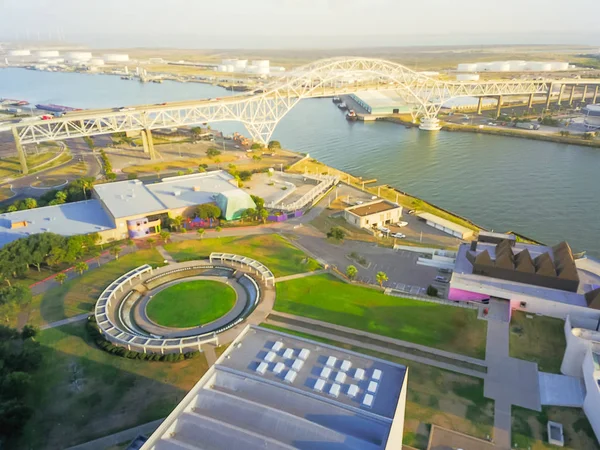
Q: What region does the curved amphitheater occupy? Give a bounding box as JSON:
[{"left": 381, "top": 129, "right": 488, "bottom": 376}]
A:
[{"left": 94, "top": 253, "right": 275, "bottom": 354}]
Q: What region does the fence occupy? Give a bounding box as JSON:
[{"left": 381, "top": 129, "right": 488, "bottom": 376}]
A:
[
  {"left": 268, "top": 173, "right": 339, "bottom": 212},
  {"left": 385, "top": 288, "right": 480, "bottom": 310}
]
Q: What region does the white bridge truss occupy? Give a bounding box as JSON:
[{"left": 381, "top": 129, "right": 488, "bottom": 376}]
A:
[{"left": 12, "top": 57, "right": 597, "bottom": 147}]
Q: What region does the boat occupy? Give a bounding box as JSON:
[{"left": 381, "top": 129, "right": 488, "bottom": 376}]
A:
[
  {"left": 121, "top": 75, "right": 133, "bottom": 80},
  {"left": 152, "top": 79, "right": 163, "bottom": 83},
  {"left": 0, "top": 99, "right": 29, "bottom": 106},
  {"left": 337, "top": 102, "right": 348, "bottom": 110},
  {"left": 346, "top": 109, "right": 357, "bottom": 121},
  {"left": 332, "top": 97, "right": 342, "bottom": 104},
  {"left": 35, "top": 103, "right": 80, "bottom": 113}
]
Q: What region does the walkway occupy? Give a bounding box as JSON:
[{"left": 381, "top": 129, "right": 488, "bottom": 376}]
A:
[
  {"left": 156, "top": 245, "right": 175, "bottom": 264},
  {"left": 40, "top": 313, "right": 89, "bottom": 330},
  {"left": 65, "top": 418, "right": 164, "bottom": 450},
  {"left": 274, "top": 269, "right": 327, "bottom": 282}
]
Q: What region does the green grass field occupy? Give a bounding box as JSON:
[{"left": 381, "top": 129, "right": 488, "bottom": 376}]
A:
[
  {"left": 22, "top": 249, "right": 164, "bottom": 327},
  {"left": 18, "top": 322, "right": 209, "bottom": 450},
  {"left": 509, "top": 311, "right": 566, "bottom": 373},
  {"left": 164, "top": 234, "right": 320, "bottom": 277},
  {"left": 274, "top": 274, "right": 487, "bottom": 358},
  {"left": 146, "top": 280, "right": 236, "bottom": 328},
  {"left": 261, "top": 324, "right": 494, "bottom": 446}
]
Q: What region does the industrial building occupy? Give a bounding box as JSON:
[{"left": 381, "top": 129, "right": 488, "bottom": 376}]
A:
[
  {"left": 0, "top": 171, "right": 255, "bottom": 246},
  {"left": 349, "top": 91, "right": 414, "bottom": 115},
  {"left": 140, "top": 325, "right": 408, "bottom": 450},
  {"left": 449, "top": 235, "right": 600, "bottom": 320},
  {"left": 584, "top": 104, "right": 600, "bottom": 129},
  {"left": 456, "top": 61, "right": 571, "bottom": 72},
  {"left": 216, "top": 58, "right": 285, "bottom": 75},
  {"left": 416, "top": 212, "right": 474, "bottom": 240},
  {"left": 344, "top": 200, "right": 403, "bottom": 230}
]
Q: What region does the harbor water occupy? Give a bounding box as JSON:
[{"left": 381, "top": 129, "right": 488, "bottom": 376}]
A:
[{"left": 1, "top": 68, "right": 599, "bottom": 256}]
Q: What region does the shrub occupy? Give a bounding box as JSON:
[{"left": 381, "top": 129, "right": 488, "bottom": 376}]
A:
[{"left": 426, "top": 285, "right": 439, "bottom": 297}]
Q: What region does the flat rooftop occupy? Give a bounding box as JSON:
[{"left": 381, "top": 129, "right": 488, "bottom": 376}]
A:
[
  {"left": 452, "top": 243, "right": 588, "bottom": 307},
  {"left": 347, "top": 200, "right": 400, "bottom": 217},
  {"left": 141, "top": 325, "right": 407, "bottom": 450},
  {"left": 93, "top": 171, "right": 246, "bottom": 219},
  {"left": 0, "top": 200, "right": 115, "bottom": 247},
  {"left": 417, "top": 212, "right": 472, "bottom": 235},
  {"left": 353, "top": 90, "right": 410, "bottom": 109}
]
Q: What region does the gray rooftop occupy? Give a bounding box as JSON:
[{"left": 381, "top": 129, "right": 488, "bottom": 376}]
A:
[
  {"left": 0, "top": 200, "right": 115, "bottom": 247},
  {"left": 94, "top": 171, "right": 246, "bottom": 219},
  {"left": 141, "top": 326, "right": 407, "bottom": 450}
]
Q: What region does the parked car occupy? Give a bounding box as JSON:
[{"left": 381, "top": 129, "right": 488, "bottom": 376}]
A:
[
  {"left": 377, "top": 226, "right": 390, "bottom": 234},
  {"left": 434, "top": 276, "right": 449, "bottom": 283},
  {"left": 391, "top": 232, "right": 405, "bottom": 239},
  {"left": 395, "top": 221, "right": 408, "bottom": 228},
  {"left": 439, "top": 268, "right": 453, "bottom": 274},
  {"left": 407, "top": 209, "right": 417, "bottom": 215}
]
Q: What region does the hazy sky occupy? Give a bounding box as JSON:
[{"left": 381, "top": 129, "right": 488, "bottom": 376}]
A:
[{"left": 1, "top": 0, "right": 600, "bottom": 48}]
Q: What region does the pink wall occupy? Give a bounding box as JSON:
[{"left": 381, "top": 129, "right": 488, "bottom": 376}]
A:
[{"left": 448, "top": 287, "right": 490, "bottom": 302}]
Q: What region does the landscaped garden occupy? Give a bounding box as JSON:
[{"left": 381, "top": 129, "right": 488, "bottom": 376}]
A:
[
  {"left": 146, "top": 280, "right": 236, "bottom": 328},
  {"left": 164, "top": 234, "right": 320, "bottom": 277},
  {"left": 274, "top": 273, "right": 487, "bottom": 358},
  {"left": 509, "top": 311, "right": 566, "bottom": 373}
]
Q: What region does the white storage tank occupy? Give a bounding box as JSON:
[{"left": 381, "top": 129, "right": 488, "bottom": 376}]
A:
[
  {"left": 456, "top": 73, "right": 480, "bottom": 81},
  {"left": 234, "top": 59, "right": 248, "bottom": 70},
  {"left": 8, "top": 49, "right": 31, "bottom": 56},
  {"left": 508, "top": 61, "right": 527, "bottom": 71},
  {"left": 47, "top": 58, "right": 65, "bottom": 65},
  {"left": 225, "top": 65, "right": 235, "bottom": 72},
  {"left": 252, "top": 59, "right": 270, "bottom": 69},
  {"left": 89, "top": 58, "right": 105, "bottom": 66},
  {"left": 217, "top": 64, "right": 228, "bottom": 72},
  {"left": 221, "top": 58, "right": 236, "bottom": 66},
  {"left": 550, "top": 61, "right": 569, "bottom": 71},
  {"left": 245, "top": 65, "right": 258, "bottom": 74},
  {"left": 490, "top": 62, "right": 510, "bottom": 72},
  {"left": 103, "top": 53, "right": 129, "bottom": 62},
  {"left": 457, "top": 63, "right": 477, "bottom": 72},
  {"left": 65, "top": 51, "right": 92, "bottom": 61},
  {"left": 475, "top": 62, "right": 493, "bottom": 71},
  {"left": 34, "top": 50, "right": 59, "bottom": 58},
  {"left": 270, "top": 66, "right": 286, "bottom": 72}
]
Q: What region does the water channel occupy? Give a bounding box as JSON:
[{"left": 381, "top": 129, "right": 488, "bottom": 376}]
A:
[{"left": 1, "top": 68, "right": 599, "bottom": 257}]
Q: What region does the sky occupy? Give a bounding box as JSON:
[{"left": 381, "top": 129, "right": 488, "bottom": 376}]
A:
[{"left": 1, "top": 0, "right": 600, "bottom": 48}]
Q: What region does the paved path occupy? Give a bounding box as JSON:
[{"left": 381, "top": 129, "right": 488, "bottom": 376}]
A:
[
  {"left": 40, "top": 313, "right": 89, "bottom": 330},
  {"left": 204, "top": 344, "right": 218, "bottom": 367},
  {"left": 274, "top": 269, "right": 327, "bottom": 282},
  {"left": 156, "top": 245, "right": 175, "bottom": 264},
  {"left": 65, "top": 418, "right": 164, "bottom": 450}
]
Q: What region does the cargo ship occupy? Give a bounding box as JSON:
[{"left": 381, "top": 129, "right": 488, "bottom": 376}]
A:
[
  {"left": 35, "top": 104, "right": 81, "bottom": 113},
  {"left": 1, "top": 99, "right": 29, "bottom": 106}
]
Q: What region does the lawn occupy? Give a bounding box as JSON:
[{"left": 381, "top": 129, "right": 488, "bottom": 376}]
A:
[
  {"left": 274, "top": 274, "right": 487, "bottom": 358},
  {"left": 509, "top": 311, "right": 566, "bottom": 373},
  {"left": 147, "top": 280, "right": 236, "bottom": 328},
  {"left": 17, "top": 321, "right": 209, "bottom": 450},
  {"left": 22, "top": 249, "right": 165, "bottom": 327},
  {"left": 0, "top": 150, "right": 63, "bottom": 180},
  {"left": 513, "top": 406, "right": 599, "bottom": 450},
  {"left": 261, "top": 324, "right": 494, "bottom": 446},
  {"left": 164, "top": 234, "right": 320, "bottom": 277}
]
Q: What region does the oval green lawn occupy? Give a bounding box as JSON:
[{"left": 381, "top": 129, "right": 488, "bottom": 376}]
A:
[{"left": 146, "top": 280, "right": 236, "bottom": 328}]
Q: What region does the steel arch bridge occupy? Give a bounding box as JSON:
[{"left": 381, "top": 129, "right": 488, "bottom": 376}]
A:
[{"left": 10, "top": 57, "right": 600, "bottom": 173}]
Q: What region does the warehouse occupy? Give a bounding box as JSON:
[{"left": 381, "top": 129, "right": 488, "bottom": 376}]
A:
[
  {"left": 416, "top": 212, "right": 474, "bottom": 240},
  {"left": 344, "top": 200, "right": 403, "bottom": 230},
  {"left": 350, "top": 91, "right": 414, "bottom": 115}
]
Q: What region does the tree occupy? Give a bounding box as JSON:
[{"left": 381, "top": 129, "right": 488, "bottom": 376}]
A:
[
  {"left": 21, "top": 325, "right": 38, "bottom": 340},
  {"left": 426, "top": 285, "right": 439, "bottom": 297},
  {"left": 147, "top": 238, "right": 156, "bottom": 248},
  {"left": 251, "top": 142, "right": 263, "bottom": 150},
  {"left": 206, "top": 148, "right": 221, "bottom": 158},
  {"left": 259, "top": 208, "right": 269, "bottom": 224},
  {"left": 126, "top": 238, "right": 135, "bottom": 249},
  {"left": 215, "top": 226, "right": 222, "bottom": 233},
  {"left": 242, "top": 208, "right": 257, "bottom": 222},
  {"left": 214, "top": 157, "right": 221, "bottom": 168},
  {"left": 376, "top": 271, "right": 388, "bottom": 287},
  {"left": 159, "top": 230, "right": 171, "bottom": 243},
  {"left": 109, "top": 246, "right": 121, "bottom": 260},
  {"left": 268, "top": 140, "right": 281, "bottom": 149},
  {"left": 190, "top": 126, "right": 202, "bottom": 142},
  {"left": 196, "top": 204, "right": 221, "bottom": 220},
  {"left": 54, "top": 190, "right": 67, "bottom": 204},
  {"left": 238, "top": 170, "right": 252, "bottom": 181},
  {"left": 23, "top": 198, "right": 37, "bottom": 210},
  {"left": 81, "top": 178, "right": 94, "bottom": 199},
  {"left": 55, "top": 273, "right": 67, "bottom": 285},
  {"left": 74, "top": 262, "right": 88, "bottom": 275},
  {"left": 250, "top": 195, "right": 265, "bottom": 210},
  {"left": 197, "top": 228, "right": 205, "bottom": 238},
  {"left": 327, "top": 226, "right": 346, "bottom": 241},
  {"left": 346, "top": 265, "right": 358, "bottom": 280}
]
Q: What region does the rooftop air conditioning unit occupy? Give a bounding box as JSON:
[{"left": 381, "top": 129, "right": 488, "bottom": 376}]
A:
[
  {"left": 173, "top": 190, "right": 181, "bottom": 197},
  {"left": 193, "top": 186, "right": 201, "bottom": 192}
]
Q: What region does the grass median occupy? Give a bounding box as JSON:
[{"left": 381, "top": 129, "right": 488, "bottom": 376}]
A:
[{"left": 274, "top": 274, "right": 487, "bottom": 358}]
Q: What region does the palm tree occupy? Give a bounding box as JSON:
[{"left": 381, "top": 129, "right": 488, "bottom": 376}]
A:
[
  {"left": 55, "top": 273, "right": 67, "bottom": 285},
  {"left": 376, "top": 271, "right": 388, "bottom": 287},
  {"left": 92, "top": 249, "right": 102, "bottom": 267},
  {"left": 346, "top": 265, "right": 358, "bottom": 280},
  {"left": 109, "top": 246, "right": 121, "bottom": 260},
  {"left": 154, "top": 166, "right": 161, "bottom": 179},
  {"left": 81, "top": 179, "right": 93, "bottom": 199},
  {"left": 74, "top": 262, "right": 88, "bottom": 276},
  {"left": 147, "top": 238, "right": 156, "bottom": 249},
  {"left": 215, "top": 226, "right": 222, "bottom": 233},
  {"left": 126, "top": 238, "right": 135, "bottom": 249},
  {"left": 159, "top": 230, "right": 171, "bottom": 244},
  {"left": 170, "top": 216, "right": 184, "bottom": 232}
]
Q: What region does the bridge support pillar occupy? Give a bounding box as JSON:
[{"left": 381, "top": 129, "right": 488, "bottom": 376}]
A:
[
  {"left": 12, "top": 127, "right": 28, "bottom": 175},
  {"left": 495, "top": 95, "right": 503, "bottom": 119},
  {"left": 476, "top": 97, "right": 483, "bottom": 115},
  {"left": 141, "top": 129, "right": 157, "bottom": 161},
  {"left": 568, "top": 85, "right": 576, "bottom": 106},
  {"left": 419, "top": 117, "right": 441, "bottom": 131},
  {"left": 557, "top": 84, "right": 565, "bottom": 105},
  {"left": 581, "top": 85, "right": 588, "bottom": 103},
  {"left": 545, "top": 83, "right": 554, "bottom": 110},
  {"left": 593, "top": 86, "right": 599, "bottom": 104},
  {"left": 527, "top": 93, "right": 534, "bottom": 110}
]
